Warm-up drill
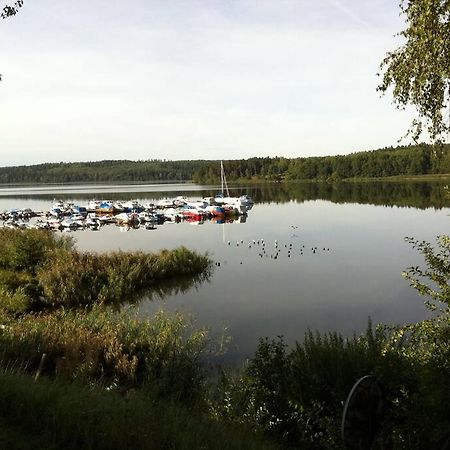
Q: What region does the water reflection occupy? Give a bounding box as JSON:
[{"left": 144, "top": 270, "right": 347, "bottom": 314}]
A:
[
  {"left": 139, "top": 271, "right": 213, "bottom": 304},
  {"left": 0, "top": 181, "right": 448, "bottom": 362},
  {"left": 0, "top": 180, "right": 448, "bottom": 209},
  {"left": 252, "top": 181, "right": 450, "bottom": 209}
]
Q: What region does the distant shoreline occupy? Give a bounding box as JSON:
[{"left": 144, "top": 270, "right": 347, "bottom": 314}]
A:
[{"left": 0, "top": 173, "right": 450, "bottom": 189}]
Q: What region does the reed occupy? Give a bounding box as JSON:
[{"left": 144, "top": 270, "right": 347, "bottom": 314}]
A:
[
  {"left": 0, "top": 229, "right": 211, "bottom": 311},
  {"left": 0, "top": 287, "right": 30, "bottom": 314},
  {"left": 0, "top": 306, "right": 211, "bottom": 401},
  {"left": 36, "top": 247, "right": 211, "bottom": 307}
]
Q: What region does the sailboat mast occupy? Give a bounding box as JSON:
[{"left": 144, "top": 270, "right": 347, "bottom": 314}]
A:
[
  {"left": 220, "top": 160, "right": 224, "bottom": 196},
  {"left": 221, "top": 160, "right": 230, "bottom": 197}
]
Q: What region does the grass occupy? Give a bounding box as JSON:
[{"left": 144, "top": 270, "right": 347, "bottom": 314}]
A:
[
  {"left": 0, "top": 416, "right": 58, "bottom": 450},
  {"left": 0, "top": 370, "right": 278, "bottom": 450},
  {"left": 0, "top": 306, "right": 210, "bottom": 401},
  {"left": 0, "top": 229, "right": 212, "bottom": 310},
  {"left": 36, "top": 246, "right": 211, "bottom": 307}
]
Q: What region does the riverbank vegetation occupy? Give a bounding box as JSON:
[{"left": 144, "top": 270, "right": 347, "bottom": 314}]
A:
[
  {"left": 0, "top": 228, "right": 211, "bottom": 311},
  {"left": 0, "top": 143, "right": 449, "bottom": 185},
  {"left": 0, "top": 230, "right": 449, "bottom": 448}
]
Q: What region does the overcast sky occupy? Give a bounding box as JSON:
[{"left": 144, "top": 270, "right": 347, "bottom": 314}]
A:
[{"left": 0, "top": 0, "right": 413, "bottom": 166}]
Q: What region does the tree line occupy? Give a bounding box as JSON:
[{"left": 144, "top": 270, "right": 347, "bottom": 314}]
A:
[
  {"left": 0, "top": 143, "right": 449, "bottom": 184},
  {"left": 193, "top": 143, "right": 450, "bottom": 183}
]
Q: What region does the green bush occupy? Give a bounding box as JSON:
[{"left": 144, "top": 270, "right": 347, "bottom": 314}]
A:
[
  {"left": 0, "top": 229, "right": 72, "bottom": 274},
  {"left": 215, "top": 325, "right": 414, "bottom": 449}
]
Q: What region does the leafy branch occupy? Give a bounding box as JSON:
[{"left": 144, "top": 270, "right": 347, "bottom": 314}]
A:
[
  {"left": 377, "top": 0, "right": 450, "bottom": 144},
  {"left": 1, "top": 0, "right": 23, "bottom": 19},
  {"left": 403, "top": 235, "right": 450, "bottom": 312}
]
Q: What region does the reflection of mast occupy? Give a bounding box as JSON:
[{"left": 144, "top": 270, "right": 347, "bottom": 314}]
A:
[
  {"left": 220, "top": 160, "right": 230, "bottom": 197},
  {"left": 220, "top": 160, "right": 230, "bottom": 244}
]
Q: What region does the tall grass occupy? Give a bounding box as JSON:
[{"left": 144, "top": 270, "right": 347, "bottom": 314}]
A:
[
  {"left": 0, "top": 229, "right": 211, "bottom": 311},
  {"left": 36, "top": 246, "right": 211, "bottom": 307},
  {"left": 0, "top": 306, "right": 210, "bottom": 401},
  {"left": 0, "top": 370, "right": 278, "bottom": 450}
]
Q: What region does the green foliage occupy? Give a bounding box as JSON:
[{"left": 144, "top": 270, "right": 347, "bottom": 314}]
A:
[
  {"left": 0, "top": 370, "right": 277, "bottom": 450},
  {"left": 0, "top": 1, "right": 23, "bottom": 20},
  {"left": 36, "top": 246, "right": 211, "bottom": 307},
  {"left": 195, "top": 144, "right": 450, "bottom": 183},
  {"left": 378, "top": 0, "right": 450, "bottom": 142},
  {"left": 215, "top": 320, "right": 450, "bottom": 449},
  {"left": 0, "top": 306, "right": 209, "bottom": 401},
  {"left": 0, "top": 229, "right": 210, "bottom": 310},
  {"left": 0, "top": 286, "right": 30, "bottom": 314},
  {"left": 0, "top": 159, "right": 207, "bottom": 184},
  {"left": 0, "top": 228, "right": 73, "bottom": 274},
  {"left": 402, "top": 235, "right": 450, "bottom": 311},
  {"left": 215, "top": 326, "right": 406, "bottom": 448}
]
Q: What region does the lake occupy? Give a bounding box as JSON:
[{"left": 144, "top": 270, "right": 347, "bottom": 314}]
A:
[{"left": 1, "top": 181, "right": 448, "bottom": 362}]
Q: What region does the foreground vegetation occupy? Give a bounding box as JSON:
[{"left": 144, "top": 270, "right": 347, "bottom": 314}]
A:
[
  {"left": 0, "top": 371, "right": 276, "bottom": 450},
  {"left": 0, "top": 229, "right": 449, "bottom": 448},
  {"left": 0, "top": 143, "right": 449, "bottom": 184}
]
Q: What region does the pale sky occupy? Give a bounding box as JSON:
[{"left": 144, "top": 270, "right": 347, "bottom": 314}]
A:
[{"left": 0, "top": 0, "right": 413, "bottom": 166}]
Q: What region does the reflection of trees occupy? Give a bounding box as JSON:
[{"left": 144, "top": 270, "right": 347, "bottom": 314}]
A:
[
  {"left": 250, "top": 182, "right": 450, "bottom": 210},
  {"left": 1, "top": 181, "right": 448, "bottom": 210},
  {"left": 134, "top": 270, "right": 213, "bottom": 305}
]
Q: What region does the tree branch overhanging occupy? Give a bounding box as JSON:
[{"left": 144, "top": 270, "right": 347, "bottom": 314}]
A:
[{"left": 377, "top": 0, "right": 450, "bottom": 144}]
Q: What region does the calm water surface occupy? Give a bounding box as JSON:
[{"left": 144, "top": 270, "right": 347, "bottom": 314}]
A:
[{"left": 1, "top": 181, "right": 449, "bottom": 361}]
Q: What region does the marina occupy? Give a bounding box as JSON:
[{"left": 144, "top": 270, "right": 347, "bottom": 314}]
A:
[{"left": 0, "top": 194, "right": 253, "bottom": 232}]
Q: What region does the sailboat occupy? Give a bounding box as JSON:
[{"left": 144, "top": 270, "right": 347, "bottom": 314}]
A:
[{"left": 214, "top": 161, "right": 253, "bottom": 212}]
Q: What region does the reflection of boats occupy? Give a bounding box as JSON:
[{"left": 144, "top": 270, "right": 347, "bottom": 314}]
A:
[
  {"left": 205, "top": 205, "right": 226, "bottom": 217},
  {"left": 143, "top": 222, "right": 157, "bottom": 230},
  {"left": 138, "top": 212, "right": 158, "bottom": 223},
  {"left": 180, "top": 206, "right": 206, "bottom": 221},
  {"left": 115, "top": 212, "right": 140, "bottom": 225}
]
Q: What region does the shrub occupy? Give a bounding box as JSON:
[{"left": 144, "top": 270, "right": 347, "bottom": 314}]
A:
[
  {"left": 0, "top": 228, "right": 72, "bottom": 274},
  {"left": 215, "top": 325, "right": 417, "bottom": 449}
]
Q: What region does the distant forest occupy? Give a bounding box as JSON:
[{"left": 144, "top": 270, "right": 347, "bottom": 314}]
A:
[{"left": 1, "top": 143, "right": 449, "bottom": 184}]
